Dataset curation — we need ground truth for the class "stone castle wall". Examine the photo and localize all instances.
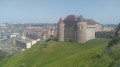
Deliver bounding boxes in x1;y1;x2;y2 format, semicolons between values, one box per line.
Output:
86;26;96;41
64;22;77;41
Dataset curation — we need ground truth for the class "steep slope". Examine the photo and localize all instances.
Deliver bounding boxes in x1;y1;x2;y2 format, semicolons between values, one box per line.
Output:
0;40;111;67
0;50;5;62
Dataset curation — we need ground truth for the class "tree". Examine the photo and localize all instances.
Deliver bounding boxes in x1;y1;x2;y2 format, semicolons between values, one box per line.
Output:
115;23;120;37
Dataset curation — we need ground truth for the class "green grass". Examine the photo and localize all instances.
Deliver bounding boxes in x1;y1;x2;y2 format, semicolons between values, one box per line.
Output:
0;40;113;67
108;43;120;67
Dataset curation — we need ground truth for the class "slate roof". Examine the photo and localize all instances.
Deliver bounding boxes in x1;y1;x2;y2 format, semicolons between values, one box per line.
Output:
77;15;85;22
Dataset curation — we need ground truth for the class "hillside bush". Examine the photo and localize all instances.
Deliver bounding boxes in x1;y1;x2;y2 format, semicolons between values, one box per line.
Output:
69;39;73;42
107;37;120;48
45;38;51;42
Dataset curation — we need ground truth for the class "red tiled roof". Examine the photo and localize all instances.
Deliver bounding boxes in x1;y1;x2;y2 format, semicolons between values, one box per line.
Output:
86;19;95;25
64;15;77;22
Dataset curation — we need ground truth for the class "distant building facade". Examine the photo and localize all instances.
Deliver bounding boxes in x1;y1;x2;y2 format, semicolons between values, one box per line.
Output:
102;26;115;31
15;33;37;49
16;39;37;49
58;15;102;43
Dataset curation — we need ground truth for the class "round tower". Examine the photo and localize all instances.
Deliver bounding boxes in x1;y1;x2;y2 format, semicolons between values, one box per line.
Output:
77;22;87;43
58;18;64;41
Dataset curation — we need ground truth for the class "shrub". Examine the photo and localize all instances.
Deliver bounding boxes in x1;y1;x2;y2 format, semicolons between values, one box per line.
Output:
107;37;120;48
69;39;73;42
53;39;58;41
45;38;51;42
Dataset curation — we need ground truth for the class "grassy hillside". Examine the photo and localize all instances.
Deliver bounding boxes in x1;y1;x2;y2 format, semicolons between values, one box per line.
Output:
0;40;113;67
0;50;5;62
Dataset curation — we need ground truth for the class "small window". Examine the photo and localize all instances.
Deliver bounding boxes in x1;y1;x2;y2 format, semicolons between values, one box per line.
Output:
80;25;83;30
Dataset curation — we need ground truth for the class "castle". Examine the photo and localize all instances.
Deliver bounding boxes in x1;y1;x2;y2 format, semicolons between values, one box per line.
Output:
58;15;101;43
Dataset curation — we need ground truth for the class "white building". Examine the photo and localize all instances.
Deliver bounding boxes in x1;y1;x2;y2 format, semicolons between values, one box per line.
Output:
16;38;37;49
86;19;101;41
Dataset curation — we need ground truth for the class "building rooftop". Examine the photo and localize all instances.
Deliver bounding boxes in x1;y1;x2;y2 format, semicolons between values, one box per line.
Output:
64;15;77;22
58;15;100;25
86;19;95;25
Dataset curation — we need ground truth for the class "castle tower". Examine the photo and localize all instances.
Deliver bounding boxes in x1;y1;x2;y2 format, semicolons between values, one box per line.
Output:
77;22;87;43
76;15;87;43
77;15;87;43
58;18;64;41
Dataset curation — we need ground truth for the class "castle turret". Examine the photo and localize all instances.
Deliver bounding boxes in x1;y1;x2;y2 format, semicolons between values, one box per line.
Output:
77;22;87;43
58;18;64;41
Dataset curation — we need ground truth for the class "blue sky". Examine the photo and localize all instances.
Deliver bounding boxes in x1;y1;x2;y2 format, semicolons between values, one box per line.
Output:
0;0;120;24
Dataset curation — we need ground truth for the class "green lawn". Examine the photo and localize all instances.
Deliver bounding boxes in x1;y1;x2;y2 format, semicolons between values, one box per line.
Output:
0;40;113;67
